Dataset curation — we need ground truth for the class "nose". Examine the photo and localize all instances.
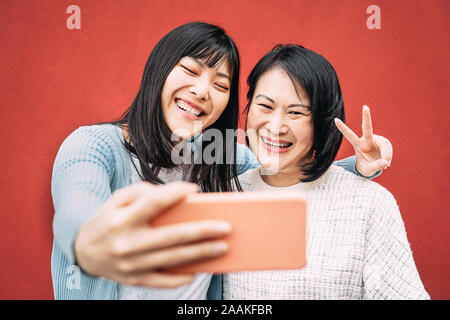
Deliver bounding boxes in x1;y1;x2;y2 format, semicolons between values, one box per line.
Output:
190;75;210;101
265;110;288;136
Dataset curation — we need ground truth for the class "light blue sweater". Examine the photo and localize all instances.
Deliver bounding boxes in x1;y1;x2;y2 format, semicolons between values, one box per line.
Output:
51;124;363;300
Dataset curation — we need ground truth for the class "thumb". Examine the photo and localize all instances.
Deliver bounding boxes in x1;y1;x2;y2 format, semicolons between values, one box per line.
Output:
373;135;393;166
126;182;199;226
358;159;388;177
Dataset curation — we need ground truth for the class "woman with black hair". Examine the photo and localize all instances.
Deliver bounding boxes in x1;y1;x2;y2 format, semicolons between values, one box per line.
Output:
51;23;392;300
223;44;429;299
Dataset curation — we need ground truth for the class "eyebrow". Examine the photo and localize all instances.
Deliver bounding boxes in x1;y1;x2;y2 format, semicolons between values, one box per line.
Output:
190;58;231;81
255;94;310;109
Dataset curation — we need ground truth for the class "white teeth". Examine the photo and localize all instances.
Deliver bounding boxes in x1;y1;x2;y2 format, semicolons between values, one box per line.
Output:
261;137;292;148
176;100;201;116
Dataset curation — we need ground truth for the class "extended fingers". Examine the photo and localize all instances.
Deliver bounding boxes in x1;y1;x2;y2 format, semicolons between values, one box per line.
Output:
362;105;374;140
111;182;199;228
108;182;149;208
334;118;359;146
112;220;232;256
115;240;228;275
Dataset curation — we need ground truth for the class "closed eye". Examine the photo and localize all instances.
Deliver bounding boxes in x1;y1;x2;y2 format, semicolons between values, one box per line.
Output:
258;104;272;110
180;64;197;75
215;83;229;91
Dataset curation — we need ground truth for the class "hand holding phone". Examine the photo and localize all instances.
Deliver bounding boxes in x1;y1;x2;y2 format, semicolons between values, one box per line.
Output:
152;191;307;273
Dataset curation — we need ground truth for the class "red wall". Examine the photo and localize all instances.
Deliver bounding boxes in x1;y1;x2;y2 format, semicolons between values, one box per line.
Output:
1;0;448;299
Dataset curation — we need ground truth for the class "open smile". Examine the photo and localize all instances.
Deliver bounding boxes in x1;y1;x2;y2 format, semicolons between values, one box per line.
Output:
175;98;206;120
260;136;293;154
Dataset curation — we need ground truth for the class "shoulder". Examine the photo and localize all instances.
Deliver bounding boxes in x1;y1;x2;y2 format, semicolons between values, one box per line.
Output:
322;166;403;231
328;165;398;208
65;124;121;147
60;124;123;153
236;167;260;191
54;124;125;173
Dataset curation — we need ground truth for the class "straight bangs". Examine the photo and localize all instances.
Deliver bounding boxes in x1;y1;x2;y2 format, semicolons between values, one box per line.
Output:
183;25;241;134
188;36;238;79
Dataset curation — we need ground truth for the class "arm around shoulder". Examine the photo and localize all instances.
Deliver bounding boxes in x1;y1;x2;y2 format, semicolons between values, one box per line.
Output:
334;156;381;180
235;143;259;175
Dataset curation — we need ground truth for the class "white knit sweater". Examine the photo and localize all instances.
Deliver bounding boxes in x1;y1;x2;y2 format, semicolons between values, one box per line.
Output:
223;165;430;300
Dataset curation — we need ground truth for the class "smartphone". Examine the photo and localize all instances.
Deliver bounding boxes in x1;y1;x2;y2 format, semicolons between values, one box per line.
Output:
151;191;307;273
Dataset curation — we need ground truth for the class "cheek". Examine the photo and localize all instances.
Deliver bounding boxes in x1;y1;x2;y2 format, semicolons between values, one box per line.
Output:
246;107;260;131
210;92;230;118
162;69;188;97
246;108;263;149
160;73;177;108
294;120;314;148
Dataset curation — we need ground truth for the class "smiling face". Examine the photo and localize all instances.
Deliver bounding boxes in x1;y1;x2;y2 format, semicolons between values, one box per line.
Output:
161;56;232;138
247;67;314;180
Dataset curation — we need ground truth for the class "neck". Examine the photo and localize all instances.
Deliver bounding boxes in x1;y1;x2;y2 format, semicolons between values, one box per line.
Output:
259;167;304;187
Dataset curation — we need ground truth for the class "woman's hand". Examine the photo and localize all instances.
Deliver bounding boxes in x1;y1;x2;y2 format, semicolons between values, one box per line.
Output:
74;181;231;288
334;105;393;177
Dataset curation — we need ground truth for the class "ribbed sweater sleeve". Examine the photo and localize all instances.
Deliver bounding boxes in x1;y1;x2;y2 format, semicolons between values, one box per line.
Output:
334;155;382;179
51;126;117;265
363;190;430;299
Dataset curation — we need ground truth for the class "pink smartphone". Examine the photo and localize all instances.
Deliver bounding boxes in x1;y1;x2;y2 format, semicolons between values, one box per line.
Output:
151;191;307;273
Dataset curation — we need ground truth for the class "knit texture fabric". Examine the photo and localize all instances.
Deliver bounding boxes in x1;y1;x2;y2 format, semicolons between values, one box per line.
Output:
223;166;430;300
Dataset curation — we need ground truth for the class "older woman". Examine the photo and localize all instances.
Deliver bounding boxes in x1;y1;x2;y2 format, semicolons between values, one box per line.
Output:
222;44;429;299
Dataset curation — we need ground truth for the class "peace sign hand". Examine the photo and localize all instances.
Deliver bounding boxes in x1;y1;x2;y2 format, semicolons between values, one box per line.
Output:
334;105;393;178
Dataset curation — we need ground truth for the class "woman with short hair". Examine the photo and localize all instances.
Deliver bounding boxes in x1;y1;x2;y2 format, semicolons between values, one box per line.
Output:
223;44;429;300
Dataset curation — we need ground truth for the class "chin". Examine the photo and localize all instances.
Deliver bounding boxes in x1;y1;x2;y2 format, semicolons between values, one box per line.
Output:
168;121;203;139
257;158;282;173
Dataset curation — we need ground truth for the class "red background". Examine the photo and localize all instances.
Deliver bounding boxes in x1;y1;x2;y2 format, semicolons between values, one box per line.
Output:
1;0;449;299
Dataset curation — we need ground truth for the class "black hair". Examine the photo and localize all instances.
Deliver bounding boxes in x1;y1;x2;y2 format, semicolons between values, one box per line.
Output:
112;22;241;192
245;44;345;182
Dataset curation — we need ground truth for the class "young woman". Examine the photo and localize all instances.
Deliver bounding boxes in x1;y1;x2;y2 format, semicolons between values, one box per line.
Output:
51;23;392;300
222;44;429;299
